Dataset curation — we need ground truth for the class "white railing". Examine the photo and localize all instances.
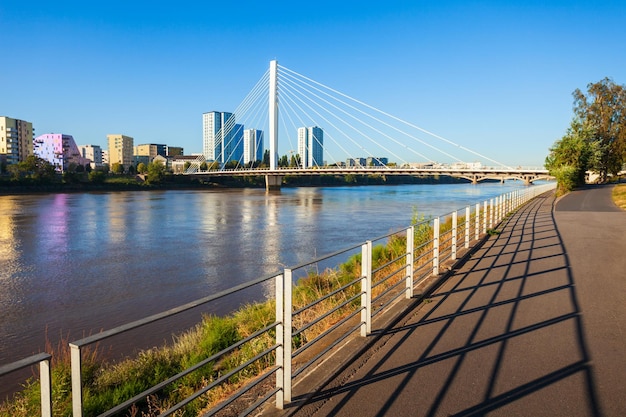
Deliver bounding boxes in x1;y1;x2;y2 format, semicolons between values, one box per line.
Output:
0;182;555;416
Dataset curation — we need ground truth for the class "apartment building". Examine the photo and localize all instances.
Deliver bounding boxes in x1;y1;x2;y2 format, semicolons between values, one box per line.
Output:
107;134;134;168
0;116;34;165
34;133;90;172
297;126;324;168
243;129;264;165
78;144;103;169
202;111;244;164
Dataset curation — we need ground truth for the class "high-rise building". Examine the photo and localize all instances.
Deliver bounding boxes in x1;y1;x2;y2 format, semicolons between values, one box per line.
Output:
0;116;34;165
224;124;244;165
243;129;264;165
203;111;232;163
34;133;90;172
297;126;324;168
107;134;134;168
78;145;103;169
202;111;245;165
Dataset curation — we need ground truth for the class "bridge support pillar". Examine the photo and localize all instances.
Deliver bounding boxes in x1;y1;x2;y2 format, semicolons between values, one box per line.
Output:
265;175;282;191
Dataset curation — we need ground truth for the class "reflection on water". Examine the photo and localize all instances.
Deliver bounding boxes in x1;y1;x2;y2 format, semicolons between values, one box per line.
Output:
0;183;526;371
0;197;19;268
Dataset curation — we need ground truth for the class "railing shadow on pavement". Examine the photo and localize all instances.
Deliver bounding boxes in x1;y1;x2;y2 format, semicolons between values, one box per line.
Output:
295;193;604;417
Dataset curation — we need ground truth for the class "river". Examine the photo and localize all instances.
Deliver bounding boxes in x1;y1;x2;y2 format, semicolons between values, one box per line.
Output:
0;183;526;383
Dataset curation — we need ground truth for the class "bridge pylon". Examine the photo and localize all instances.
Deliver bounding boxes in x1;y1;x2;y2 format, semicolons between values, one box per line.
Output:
269;60;278;171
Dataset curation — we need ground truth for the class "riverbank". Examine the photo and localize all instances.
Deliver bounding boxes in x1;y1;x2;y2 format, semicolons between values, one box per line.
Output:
0;227;424;416
0;173;471;195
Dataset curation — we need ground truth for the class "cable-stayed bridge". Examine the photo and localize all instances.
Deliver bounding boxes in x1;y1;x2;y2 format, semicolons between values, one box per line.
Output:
191;60;551;189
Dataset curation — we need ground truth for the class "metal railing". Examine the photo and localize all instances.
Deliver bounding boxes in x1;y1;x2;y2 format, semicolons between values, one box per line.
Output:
0;182;555;416
0;353;52;417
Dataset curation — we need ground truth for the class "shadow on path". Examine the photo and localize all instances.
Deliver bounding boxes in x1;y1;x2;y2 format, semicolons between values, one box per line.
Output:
297;193;603;417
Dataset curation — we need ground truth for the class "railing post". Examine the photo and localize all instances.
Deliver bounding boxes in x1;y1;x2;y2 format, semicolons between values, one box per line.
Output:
39;357;52;417
405;227;414;299
483;201;487;234
283;268;293;403
275;273;285;408
451;211;457;261
475;203;480;241
507;192;511;214
433;217;440;276
489;198;494;228
465;206;470;249
70;343;83;417
361;241;372;336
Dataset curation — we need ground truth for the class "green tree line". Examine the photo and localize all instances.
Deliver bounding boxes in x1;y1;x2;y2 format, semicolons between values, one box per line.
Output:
546;77;626;194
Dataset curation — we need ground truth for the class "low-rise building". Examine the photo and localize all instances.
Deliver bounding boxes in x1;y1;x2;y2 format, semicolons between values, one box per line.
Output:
78;144;103;169
167;146;183;157
366;157;388;167
170;154;206;173
135;143;167;162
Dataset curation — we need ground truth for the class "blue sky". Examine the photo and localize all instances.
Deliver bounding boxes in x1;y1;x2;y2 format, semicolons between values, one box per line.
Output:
2;0;625;167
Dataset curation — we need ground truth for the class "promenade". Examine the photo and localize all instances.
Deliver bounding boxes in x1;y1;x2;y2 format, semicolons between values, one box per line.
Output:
283;185;626;417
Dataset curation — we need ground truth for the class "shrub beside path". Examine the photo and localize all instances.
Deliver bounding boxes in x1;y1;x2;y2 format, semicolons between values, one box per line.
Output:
283;185;626;417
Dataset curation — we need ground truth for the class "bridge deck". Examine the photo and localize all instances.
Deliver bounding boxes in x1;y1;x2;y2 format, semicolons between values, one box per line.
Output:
187;167;552;185
279;186;626;417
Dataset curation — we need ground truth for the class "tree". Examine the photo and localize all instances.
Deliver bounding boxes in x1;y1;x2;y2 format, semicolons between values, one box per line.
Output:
572;77;626;182
289;154;301;167
224;160;241;170
200;161;208;171
262;150;270;167
88;170;106;183
137;162;147;174
278;154;288;167
183;161;192;172
545;120;598;194
8;155;57;183
111;163;124;174
146;160;166;184
127;164;135;175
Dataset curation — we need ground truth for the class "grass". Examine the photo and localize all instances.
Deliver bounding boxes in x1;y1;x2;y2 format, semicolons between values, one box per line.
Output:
0;210;482;417
612;184;626;209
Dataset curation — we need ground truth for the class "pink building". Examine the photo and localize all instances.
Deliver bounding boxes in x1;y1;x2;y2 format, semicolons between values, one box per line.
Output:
33;133;90;172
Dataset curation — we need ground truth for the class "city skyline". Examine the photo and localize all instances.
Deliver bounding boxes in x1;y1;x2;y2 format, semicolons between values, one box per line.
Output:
2;1;626;167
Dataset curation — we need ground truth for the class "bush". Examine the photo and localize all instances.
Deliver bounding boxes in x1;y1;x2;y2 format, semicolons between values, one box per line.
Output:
551;164;578;195
88;170;106;183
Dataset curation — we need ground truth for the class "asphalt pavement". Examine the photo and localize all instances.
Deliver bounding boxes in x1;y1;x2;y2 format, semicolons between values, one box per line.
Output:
283;184;626;417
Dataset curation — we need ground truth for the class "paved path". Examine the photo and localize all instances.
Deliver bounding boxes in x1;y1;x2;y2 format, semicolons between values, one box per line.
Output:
289;185;626;417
